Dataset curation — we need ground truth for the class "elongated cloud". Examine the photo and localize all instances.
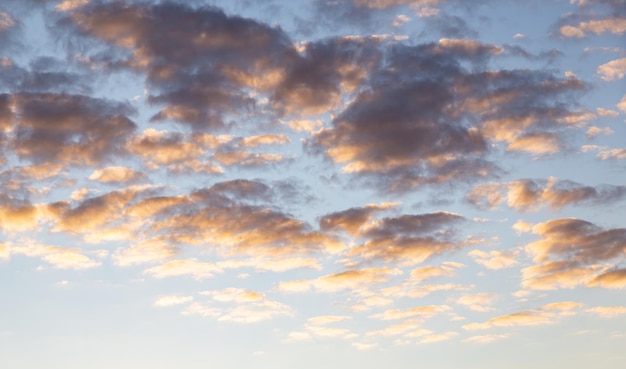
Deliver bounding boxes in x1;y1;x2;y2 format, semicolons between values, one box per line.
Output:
557;0;626;38
463;301;582;330
466;177;626;212
89;166;146;184
345;212;466;266
519;218;626;290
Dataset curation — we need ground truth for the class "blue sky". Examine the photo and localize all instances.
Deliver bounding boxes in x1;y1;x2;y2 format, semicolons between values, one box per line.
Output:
1;0;626;368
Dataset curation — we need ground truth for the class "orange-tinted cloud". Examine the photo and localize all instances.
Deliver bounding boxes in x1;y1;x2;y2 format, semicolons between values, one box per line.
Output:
466;178;626;212
345;212;466;266
89;166;146;184
519;218;626;290
468;249;519;270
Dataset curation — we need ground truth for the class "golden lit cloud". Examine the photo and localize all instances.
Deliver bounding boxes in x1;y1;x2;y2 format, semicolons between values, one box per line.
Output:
154;295;194;307
144;259;222;279
89;166;146;184
586;306;626;318
468;249;519;270
369;305;450;321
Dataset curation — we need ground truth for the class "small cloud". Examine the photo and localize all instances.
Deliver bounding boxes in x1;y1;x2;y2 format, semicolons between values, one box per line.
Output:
586;306;626;318
468;249;519;270
392;14;411;27
89;166;146;184
352;342;378;350
463;334;509;343
598;58;626;81
154;295;194;307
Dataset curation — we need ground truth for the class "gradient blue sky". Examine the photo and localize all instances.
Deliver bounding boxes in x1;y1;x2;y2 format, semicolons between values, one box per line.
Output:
1;0;626;368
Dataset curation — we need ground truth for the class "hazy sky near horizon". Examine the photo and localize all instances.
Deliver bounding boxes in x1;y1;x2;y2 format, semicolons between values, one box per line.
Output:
1;0;626;368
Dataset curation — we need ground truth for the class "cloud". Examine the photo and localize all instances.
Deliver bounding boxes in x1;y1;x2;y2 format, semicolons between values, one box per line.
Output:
560;18;626;38
368;262;467;300
154;295;194;307
365;319;423;337
587;269;626;288
313;267;403;293
201;288;266;303
271;36;382;116
52;186;149;236
464;182;505;210
0;242;9;261
557;1;626;38
148;191;344;258
307;42;495;191
418;331;458;344
520;218;626;290
409;263;464;281
586;125;614;138
468;249;519;270
586;306;626;318
463;301;583;331
125;128;228;174
452;293;497;312
180;287;293;323
370;305;450;320
582;144;626;160
597;58;626;81
217;299;293;324
89;166;146;184
8;93;136;166
308;40;585;191
126;128;290;172
113;238;178;267
0;57;90;95
144;259;222;279
463;311;552;330
462;334;509;343
618;95;626;112
352;342;378;350
41;251;102;270
344;212;467;266
7;240;103;270
319;202;399;236
288;314;355;340
62;2;296;130
466;178;626;212
0;199;42;232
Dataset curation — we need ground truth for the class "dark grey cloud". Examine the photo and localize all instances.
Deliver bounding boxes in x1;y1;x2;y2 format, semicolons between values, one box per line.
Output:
61;1;297;130
308;39;586;192
0;57;90;94
271;36;382;116
204;177;314;206
10;93;136;165
53;2;588;194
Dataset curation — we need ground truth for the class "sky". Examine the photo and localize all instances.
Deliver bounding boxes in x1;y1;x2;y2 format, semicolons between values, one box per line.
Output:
1;0;626;368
